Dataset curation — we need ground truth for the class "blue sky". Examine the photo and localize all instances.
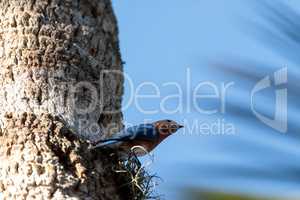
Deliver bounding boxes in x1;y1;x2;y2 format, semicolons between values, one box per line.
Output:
112;1;300;199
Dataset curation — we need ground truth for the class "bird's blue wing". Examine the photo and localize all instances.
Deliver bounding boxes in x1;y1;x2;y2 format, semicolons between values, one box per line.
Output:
92;124;158;148
103;123;158;142
123;123;158;141
91;140;119;149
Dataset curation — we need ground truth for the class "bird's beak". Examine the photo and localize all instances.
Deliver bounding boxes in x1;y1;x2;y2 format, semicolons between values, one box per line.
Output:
178;125;184;129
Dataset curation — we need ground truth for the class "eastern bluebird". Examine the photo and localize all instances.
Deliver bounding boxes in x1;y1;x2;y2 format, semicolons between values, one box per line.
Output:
92;120;183;157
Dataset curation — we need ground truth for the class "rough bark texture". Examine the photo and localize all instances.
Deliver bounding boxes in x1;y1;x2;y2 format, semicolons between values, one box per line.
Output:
0;0;123;138
0;0;128;199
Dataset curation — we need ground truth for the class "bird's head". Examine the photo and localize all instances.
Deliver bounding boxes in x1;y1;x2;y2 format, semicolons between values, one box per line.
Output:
154;119;184;136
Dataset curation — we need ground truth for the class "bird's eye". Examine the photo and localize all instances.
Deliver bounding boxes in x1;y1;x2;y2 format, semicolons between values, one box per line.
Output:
170;125;177;133
171;125;177;129
166;120;172;122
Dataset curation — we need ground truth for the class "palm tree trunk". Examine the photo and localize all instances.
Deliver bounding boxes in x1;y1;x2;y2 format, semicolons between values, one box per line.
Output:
0;0;128;199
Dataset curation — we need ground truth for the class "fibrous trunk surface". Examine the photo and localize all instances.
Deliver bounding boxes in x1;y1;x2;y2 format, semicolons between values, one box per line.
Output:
0;0;127;199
